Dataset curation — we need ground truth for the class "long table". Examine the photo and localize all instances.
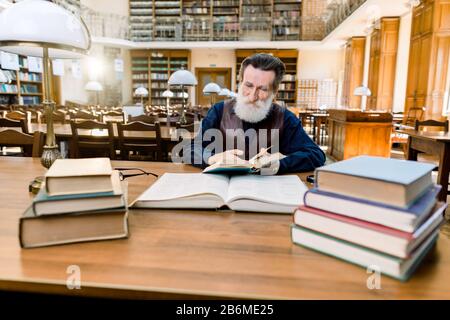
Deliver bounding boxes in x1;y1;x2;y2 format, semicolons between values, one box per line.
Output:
1;158;450;299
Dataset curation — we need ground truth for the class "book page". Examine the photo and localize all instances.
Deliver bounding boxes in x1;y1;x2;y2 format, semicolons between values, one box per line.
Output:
135;173;230;202
226;175;307;206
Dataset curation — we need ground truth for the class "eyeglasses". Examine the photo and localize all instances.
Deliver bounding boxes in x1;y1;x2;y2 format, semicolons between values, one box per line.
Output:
114;167;159;180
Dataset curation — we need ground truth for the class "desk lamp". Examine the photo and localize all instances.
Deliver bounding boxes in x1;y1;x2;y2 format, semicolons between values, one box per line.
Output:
202;82;221;107
134;86;148;106
219;88;231;98
0;0;90;188
168;68;197;124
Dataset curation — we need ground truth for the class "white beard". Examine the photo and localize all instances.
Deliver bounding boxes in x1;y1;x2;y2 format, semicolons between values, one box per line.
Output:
234;87;274;123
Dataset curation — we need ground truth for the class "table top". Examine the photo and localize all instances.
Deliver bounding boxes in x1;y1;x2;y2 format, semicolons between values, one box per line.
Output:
1;157;450;299
398;129;450;142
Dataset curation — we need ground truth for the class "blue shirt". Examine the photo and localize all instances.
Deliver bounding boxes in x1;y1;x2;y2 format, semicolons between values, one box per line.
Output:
185;101;326;174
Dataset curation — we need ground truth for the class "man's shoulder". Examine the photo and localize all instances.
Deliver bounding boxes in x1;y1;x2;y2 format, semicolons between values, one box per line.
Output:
277;105;300;126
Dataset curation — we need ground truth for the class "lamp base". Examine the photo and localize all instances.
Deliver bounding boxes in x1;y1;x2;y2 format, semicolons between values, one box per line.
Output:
29;145;61;194
41;145;61;169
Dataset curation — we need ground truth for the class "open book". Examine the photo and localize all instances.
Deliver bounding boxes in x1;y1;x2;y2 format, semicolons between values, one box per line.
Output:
131;173;307;214
203;152;286;174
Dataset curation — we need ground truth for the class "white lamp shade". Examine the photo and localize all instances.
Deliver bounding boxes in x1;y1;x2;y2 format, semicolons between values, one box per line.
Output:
162;89;174;98
0;70;8;83
0;0;91;59
218;88;230;96
168;69;197;86
354;86;371;96
228;91;237;98
84;81;103;92
134;87;148;97
203;82;221;95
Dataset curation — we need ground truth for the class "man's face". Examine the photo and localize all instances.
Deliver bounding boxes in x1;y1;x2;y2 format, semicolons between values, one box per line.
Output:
240;65;276;104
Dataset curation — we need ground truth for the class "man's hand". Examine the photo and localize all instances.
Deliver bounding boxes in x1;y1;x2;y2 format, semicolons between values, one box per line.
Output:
207;149;246;165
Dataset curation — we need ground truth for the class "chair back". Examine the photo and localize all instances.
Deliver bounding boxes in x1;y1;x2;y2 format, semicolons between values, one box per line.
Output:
70;110;100;122
405;107;425;127
128;114;158;124
0;117;28;133
0;130;44;157
101;111;124;123
117;121;162;161
415;119;449;132
40;110;67;124
70;120;115;159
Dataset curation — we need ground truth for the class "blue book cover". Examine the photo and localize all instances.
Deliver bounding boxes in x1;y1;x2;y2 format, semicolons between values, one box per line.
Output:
315;156;436;186
304;184;441;218
34;188;117;203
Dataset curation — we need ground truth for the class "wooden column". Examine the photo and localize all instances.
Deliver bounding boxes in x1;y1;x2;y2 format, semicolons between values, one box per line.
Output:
367;17;400;112
341;37;366;109
405;0;450;121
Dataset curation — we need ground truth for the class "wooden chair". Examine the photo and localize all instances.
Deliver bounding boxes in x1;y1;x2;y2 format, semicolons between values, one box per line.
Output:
117;121;162;161
404;107;425;127
128;114;158;124
70;110;100;122
0;130;44;157
38;110;67;124
0;117;28;133
414;119;450;194
414;119;449;132
101;111;124;123
70;120;115;159
5;110;30;122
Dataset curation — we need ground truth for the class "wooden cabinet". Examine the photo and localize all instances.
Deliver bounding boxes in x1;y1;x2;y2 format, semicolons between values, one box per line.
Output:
341;37;366;109
327;109;393;161
405;0;450;121
367;17;400;112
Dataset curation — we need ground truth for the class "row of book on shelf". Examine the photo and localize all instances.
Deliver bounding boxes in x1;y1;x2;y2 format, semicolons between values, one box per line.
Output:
19;155;447;282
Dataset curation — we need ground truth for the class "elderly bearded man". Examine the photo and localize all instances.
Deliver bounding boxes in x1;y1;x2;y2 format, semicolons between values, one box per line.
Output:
185;53;325;174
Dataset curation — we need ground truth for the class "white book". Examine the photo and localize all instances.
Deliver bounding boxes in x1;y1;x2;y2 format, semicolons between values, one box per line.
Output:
131;173;307;214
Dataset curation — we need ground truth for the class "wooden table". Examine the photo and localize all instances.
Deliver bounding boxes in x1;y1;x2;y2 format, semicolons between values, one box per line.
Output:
399;129;450;202
1;157;450;299
311;113;328;145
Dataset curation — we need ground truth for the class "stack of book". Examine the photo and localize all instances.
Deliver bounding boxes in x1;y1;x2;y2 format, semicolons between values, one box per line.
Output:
291;156;447;281
20;158;129;249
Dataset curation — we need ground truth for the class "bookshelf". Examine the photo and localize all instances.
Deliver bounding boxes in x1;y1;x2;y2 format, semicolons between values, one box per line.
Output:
0;55;43;106
131;50;190;106
127;0;312;42
272;0;302;40
235;49;298;107
183;0;212;41
154;0;182;41
212;0;240;41
239;0;273;41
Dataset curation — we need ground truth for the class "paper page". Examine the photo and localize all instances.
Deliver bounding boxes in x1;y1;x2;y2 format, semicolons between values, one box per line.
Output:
135;173;230;202
226;175;307;206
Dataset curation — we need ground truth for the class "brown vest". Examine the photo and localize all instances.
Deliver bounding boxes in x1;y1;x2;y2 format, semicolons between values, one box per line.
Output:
219;99;284;160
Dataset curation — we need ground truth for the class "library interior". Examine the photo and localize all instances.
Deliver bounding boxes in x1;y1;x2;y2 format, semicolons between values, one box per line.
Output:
0;0;450;302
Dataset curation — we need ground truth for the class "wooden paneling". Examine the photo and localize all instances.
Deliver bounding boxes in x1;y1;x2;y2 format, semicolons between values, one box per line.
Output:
405;0;450;121
367;17;400;112
341;37;366;109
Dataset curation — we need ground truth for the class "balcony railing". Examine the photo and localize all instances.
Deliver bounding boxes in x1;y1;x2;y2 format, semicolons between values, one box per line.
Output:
323;0;368;36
